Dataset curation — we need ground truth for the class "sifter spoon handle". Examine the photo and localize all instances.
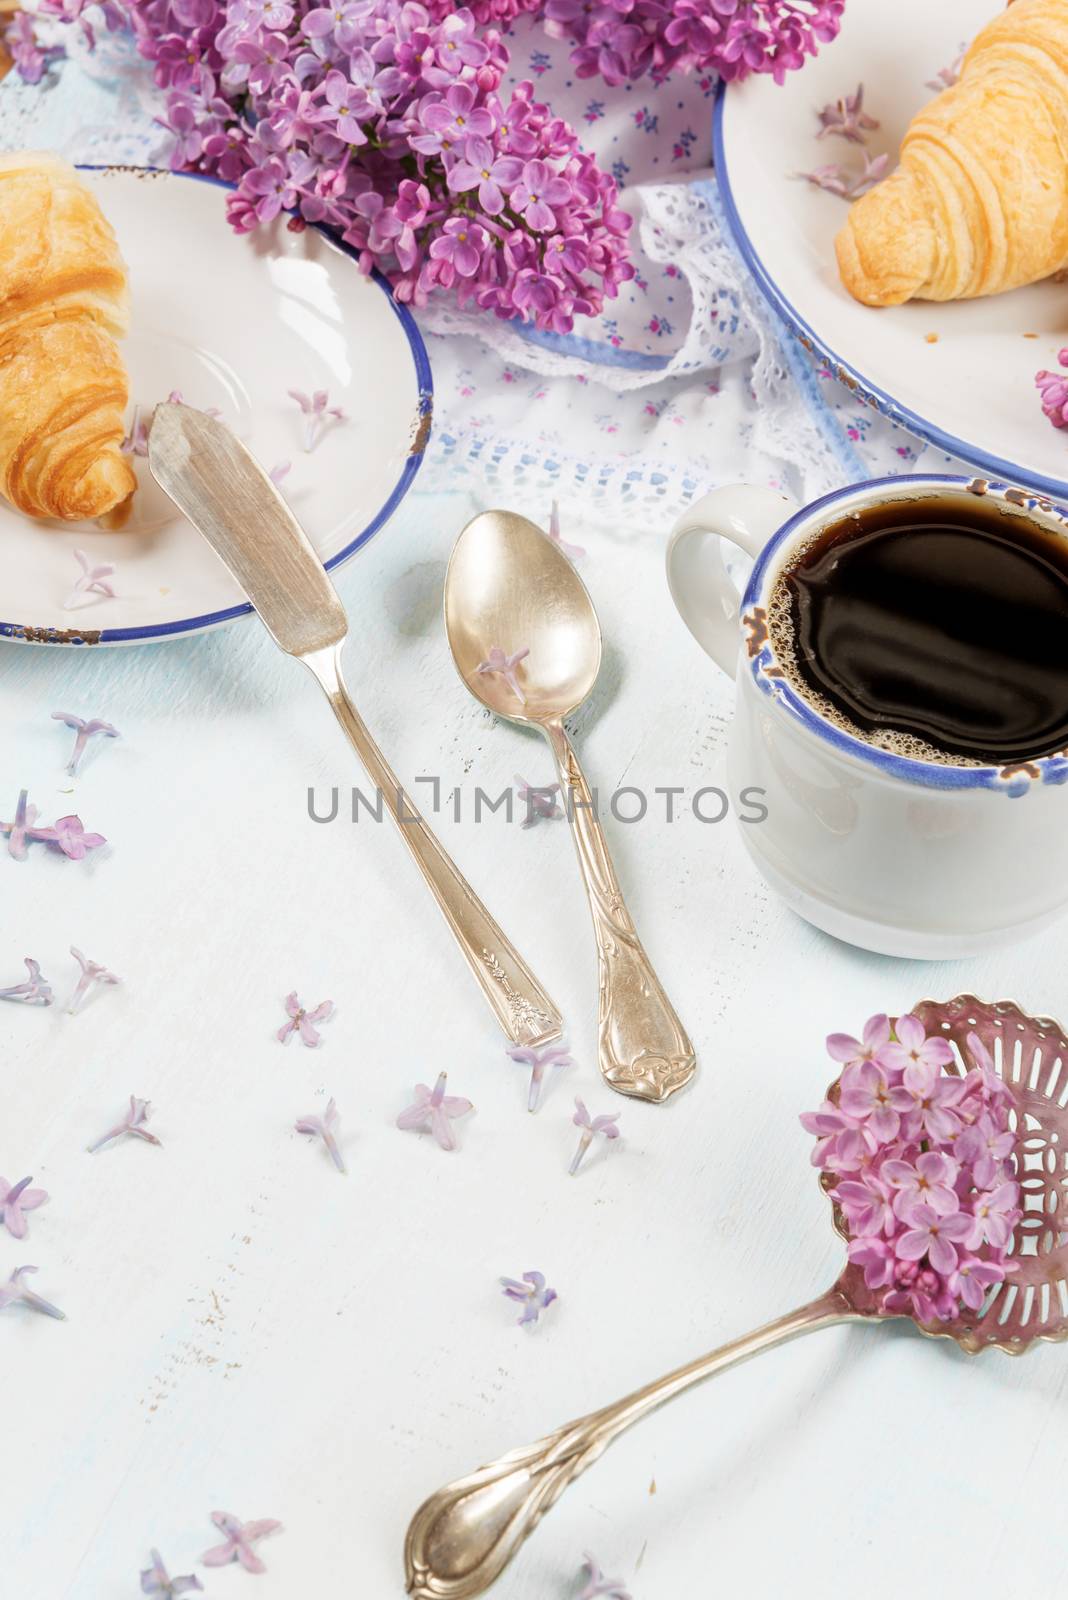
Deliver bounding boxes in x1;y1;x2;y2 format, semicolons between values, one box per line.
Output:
404;1286;857;1599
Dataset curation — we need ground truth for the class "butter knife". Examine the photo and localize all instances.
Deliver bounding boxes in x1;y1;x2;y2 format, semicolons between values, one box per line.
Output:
149;402;562;1047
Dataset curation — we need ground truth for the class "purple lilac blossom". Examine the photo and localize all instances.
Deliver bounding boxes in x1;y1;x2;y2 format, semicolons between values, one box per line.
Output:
801;1018;1022;1325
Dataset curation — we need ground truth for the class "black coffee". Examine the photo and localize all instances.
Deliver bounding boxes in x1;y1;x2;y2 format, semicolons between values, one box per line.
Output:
770;494;1068;765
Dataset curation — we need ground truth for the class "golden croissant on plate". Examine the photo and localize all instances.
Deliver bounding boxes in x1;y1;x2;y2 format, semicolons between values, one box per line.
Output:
836;0;1068;306
0;151;136;520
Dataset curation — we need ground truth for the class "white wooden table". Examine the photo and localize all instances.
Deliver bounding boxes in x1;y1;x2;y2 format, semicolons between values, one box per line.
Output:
3;486;1067;1599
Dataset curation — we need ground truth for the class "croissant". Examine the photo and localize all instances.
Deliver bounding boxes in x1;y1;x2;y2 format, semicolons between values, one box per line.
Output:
0;151;136;521
836;0;1068;306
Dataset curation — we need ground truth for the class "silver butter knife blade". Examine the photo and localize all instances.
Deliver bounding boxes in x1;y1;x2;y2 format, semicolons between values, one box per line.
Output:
148;401;346;657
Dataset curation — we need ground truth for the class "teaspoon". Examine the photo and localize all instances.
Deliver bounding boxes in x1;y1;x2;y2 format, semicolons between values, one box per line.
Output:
444;509;695;1104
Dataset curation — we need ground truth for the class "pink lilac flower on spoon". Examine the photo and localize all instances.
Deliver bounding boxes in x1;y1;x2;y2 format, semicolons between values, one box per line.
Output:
570;1099;621;1175
506;1041;574;1112
475;646;529;705
500;1270;557;1328
67;947;120;1015
0;1176;48;1240
0;1264;65;1320
0;957;53;1005
51;712;120;777
140;1549;203;1596
87;1096;161;1154
277;991;334;1046
397;1072;473;1151
202;1511;282;1574
295;1097;346;1173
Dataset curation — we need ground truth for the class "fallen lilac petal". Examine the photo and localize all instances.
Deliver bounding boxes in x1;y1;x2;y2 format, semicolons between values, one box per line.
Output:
67;947;120;1015
202;1511;282;1574
506;1041;574;1112
397;1071;473;1151
51;712;121;776
475;645;530;705
63;548;117;611
269;461;292;485
547;498;586;560
500;1269;557;1328
87;1095;160;1154
0;1176;49;1240
570;1097;622;1175
0;1264;65;1320
277;990;334;1047
140;1549;203;1597
0;957;53;1005
295;1097;347;1173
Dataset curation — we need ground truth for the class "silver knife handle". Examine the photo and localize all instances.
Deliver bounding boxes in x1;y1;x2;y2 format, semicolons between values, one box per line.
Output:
304;645;563;1047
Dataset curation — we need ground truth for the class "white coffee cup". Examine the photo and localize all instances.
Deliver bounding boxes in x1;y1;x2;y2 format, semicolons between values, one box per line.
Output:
666;475;1068;959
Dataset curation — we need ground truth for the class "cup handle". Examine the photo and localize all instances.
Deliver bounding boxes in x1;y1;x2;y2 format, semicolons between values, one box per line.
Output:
666;485;797;675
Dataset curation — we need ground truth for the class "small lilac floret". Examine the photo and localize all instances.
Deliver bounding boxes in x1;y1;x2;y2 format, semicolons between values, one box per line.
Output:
64;548;117;611
0;1176;49;1240
570;1097;621;1174
202;1510;283;1574
0;957;53;1005
506;1041;574;1111
475;645;529;705
87;1095;161;1154
500;1269;557;1327
546;498;586;560
579;1552;632;1600
396;1071;473;1151
67;947;120;1015
295;1097;347;1173
288;389;347;452
51;712;121;776
0;1264;65;1320
815;82;878;143
140;1549;203;1596
515;773;562;827
277;991;334;1046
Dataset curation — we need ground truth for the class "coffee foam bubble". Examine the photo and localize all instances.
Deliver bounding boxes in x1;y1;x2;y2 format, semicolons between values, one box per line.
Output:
766;554;988;770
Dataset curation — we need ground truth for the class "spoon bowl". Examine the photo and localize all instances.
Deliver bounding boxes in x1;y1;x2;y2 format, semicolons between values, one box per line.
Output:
444;508;601;723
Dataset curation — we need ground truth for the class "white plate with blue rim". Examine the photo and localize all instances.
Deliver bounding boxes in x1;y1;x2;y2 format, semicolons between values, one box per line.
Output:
1;165;432;647
713;0;1068;500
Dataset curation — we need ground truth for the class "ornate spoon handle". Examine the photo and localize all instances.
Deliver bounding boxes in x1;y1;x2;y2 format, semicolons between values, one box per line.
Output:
304;644;563;1047
543;718;695;1101
404;1288;856;1598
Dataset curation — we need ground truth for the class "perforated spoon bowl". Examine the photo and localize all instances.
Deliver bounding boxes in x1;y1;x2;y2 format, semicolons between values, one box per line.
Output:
404;995;1068;1598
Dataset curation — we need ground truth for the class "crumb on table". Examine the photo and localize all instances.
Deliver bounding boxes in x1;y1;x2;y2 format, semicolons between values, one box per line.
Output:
924;333;939;344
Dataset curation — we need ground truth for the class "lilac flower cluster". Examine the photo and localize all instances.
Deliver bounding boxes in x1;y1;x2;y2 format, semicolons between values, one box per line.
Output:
1036;348;1068;430
30;0;633;331
802;1014;1021;1325
536;0;844;89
